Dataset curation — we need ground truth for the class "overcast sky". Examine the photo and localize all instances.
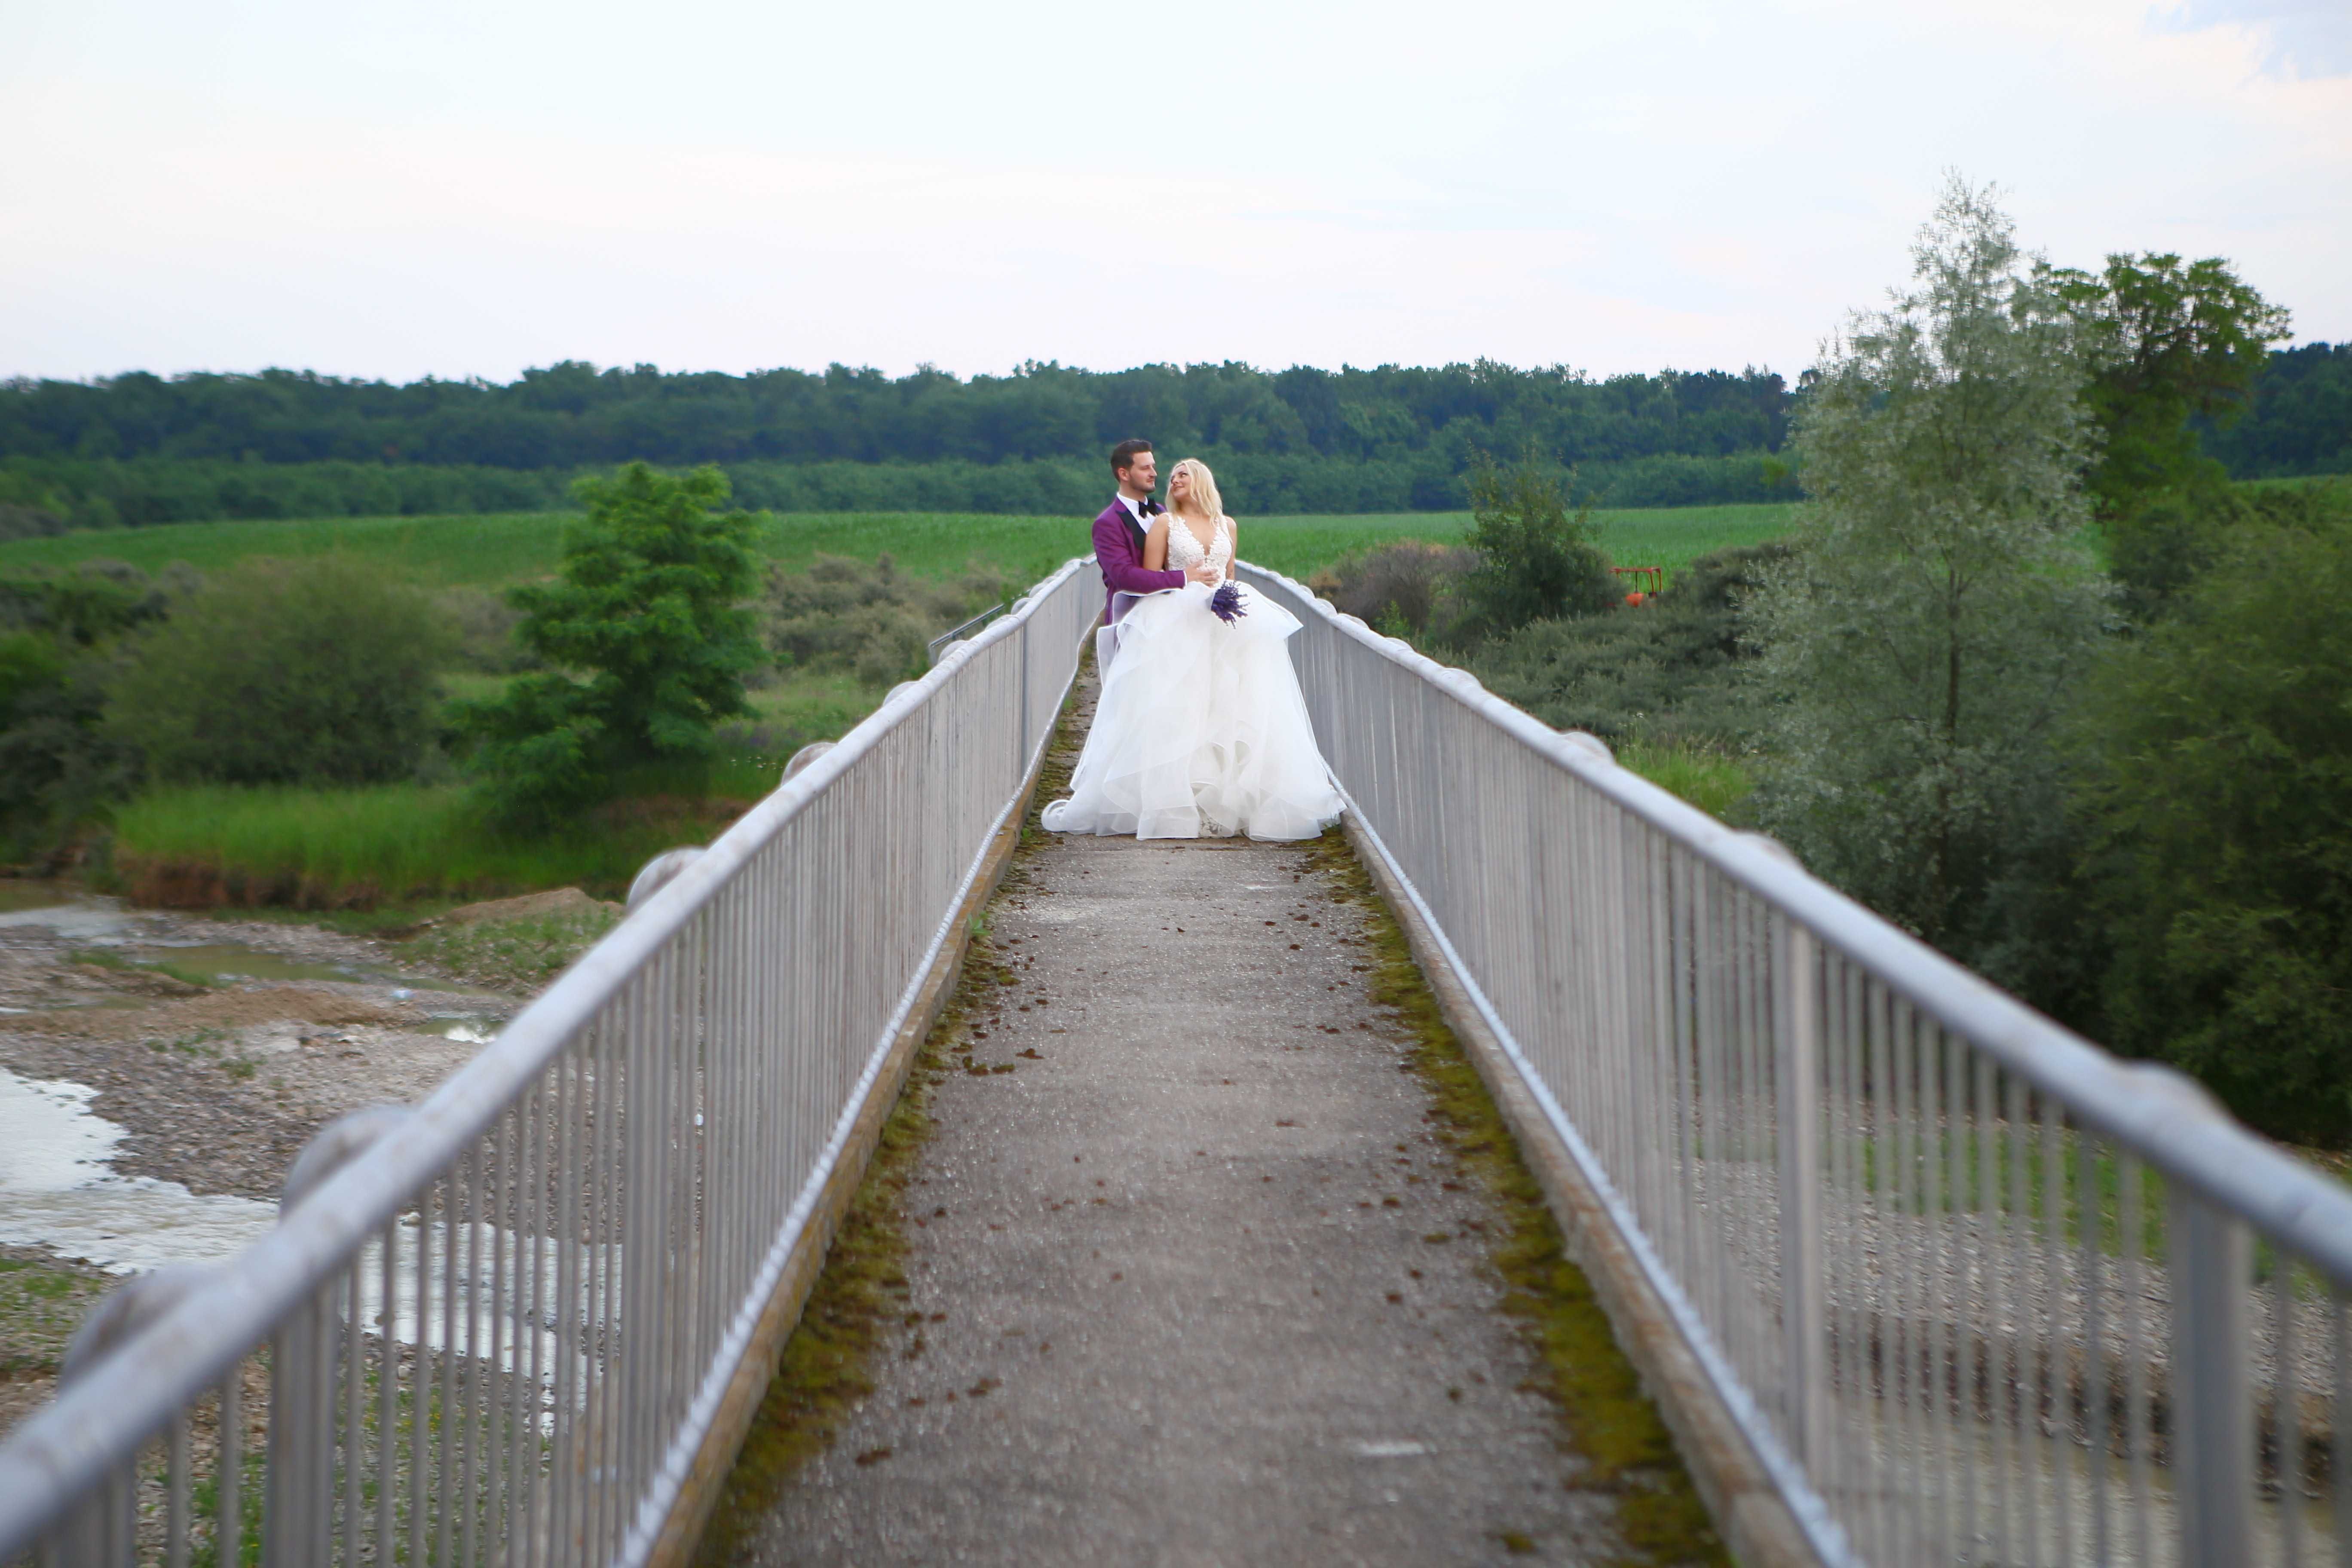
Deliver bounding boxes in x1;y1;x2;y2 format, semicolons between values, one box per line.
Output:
3;0;2346;386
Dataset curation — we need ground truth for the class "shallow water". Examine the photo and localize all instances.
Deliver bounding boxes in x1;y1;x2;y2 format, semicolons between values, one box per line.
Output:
0;1066;279;1274
0;895;137;942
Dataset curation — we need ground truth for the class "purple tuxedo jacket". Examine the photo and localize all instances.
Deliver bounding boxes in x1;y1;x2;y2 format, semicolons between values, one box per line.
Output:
1093;499;1185;623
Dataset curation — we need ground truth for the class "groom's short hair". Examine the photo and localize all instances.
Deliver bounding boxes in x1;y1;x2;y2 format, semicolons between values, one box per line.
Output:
1109;438;1153;478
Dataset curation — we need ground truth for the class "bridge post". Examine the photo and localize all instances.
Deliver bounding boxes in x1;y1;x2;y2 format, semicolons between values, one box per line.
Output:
1773;913;1828;1476
2171;1192;2252;1565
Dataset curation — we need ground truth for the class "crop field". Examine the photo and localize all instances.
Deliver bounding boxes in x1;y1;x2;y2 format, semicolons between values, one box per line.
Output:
0;502;1802;594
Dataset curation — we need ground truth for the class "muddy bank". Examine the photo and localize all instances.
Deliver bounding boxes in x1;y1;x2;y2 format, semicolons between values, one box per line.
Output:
0;884;576;1437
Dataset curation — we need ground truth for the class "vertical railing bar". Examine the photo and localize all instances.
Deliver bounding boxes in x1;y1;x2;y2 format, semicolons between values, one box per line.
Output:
2334;1293;2351;1568
2082;1132;2112;1568
2173;1185;2253;1567
342;1250;364;1567
550;1027;585;1568
2043;1089;2072;1568
435;1165;460;1568
1948;1030;1977;1568
1865;980;1896;1565
2283;1256;2306;1568
459;1138;485;1568
486;1103;510;1557
1891;1001;1910;1561
218;1367;241;1568
408;1178;431;1568
166;1408;190;1568
2005;1070;2039;1567
2122;1150;2153;1568
1778;905;1827;1500
1979;1052;2012;1568
1911;1008;1943;1565
374;1214;396;1563
1830;959;1863;1537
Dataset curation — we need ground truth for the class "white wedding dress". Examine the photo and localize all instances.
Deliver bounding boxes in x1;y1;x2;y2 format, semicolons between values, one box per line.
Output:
1042;516;1344;841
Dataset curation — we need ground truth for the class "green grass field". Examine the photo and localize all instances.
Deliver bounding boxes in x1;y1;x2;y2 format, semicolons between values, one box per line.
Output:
0;502;1801;594
22;500;1802;908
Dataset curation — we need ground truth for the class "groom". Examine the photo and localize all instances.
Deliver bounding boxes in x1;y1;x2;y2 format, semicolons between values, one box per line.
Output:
1095;438;1218;626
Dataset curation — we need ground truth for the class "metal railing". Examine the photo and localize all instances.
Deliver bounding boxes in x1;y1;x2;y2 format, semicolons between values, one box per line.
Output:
927;603;1005;666
1243;560;2352;1568
0;557;1103;1567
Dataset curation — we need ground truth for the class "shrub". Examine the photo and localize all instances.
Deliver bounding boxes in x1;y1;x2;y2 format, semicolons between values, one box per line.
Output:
439;585;541;674
2108;476;2350;623
1469;542;1788;753
0;502;67;542
765;554;1006;688
108;555;450;787
1450;450;1617;642
1305;541;1477;637
2070;490;2352;1144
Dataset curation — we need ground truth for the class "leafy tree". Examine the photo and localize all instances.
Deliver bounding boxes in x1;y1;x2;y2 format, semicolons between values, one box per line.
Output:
108;555;450;786
1746;178;2111;985
460;462;761;826
1449;450;1617;641
2069;484;2352;1144
2042;252;2291;521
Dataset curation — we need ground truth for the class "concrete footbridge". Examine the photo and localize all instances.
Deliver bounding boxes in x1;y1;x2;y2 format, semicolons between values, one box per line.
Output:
6;557;2352;1568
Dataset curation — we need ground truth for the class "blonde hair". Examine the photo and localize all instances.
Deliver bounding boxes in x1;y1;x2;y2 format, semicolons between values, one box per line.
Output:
1168;458;1224;524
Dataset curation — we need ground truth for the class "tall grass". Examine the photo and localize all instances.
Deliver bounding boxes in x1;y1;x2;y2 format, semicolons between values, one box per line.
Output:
1616;741;1754;821
109;780;768;906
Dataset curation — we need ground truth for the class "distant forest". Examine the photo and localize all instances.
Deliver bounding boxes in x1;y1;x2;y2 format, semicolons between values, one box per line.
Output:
0;347;2343;527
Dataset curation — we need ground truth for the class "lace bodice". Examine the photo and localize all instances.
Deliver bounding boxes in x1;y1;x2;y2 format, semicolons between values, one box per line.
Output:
1166;514;1232;580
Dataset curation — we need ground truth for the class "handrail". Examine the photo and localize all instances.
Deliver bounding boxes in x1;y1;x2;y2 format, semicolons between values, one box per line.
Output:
0;555;1103;1565
1241;558;2352;1567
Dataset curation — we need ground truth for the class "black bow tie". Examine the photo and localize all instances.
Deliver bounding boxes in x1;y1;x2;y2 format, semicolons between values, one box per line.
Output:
1137;499;1160;516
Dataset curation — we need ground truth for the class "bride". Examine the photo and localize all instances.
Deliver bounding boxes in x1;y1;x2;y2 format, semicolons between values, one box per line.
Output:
1042;458;1344;841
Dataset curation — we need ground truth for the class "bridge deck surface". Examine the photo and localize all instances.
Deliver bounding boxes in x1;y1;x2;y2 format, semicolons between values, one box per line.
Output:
736;689;1620;1566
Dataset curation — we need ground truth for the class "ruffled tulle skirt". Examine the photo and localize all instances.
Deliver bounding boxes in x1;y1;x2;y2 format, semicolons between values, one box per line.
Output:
1041;582;1344;841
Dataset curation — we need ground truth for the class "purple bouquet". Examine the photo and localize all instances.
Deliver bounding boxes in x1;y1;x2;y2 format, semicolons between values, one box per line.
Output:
1209;582;1247;625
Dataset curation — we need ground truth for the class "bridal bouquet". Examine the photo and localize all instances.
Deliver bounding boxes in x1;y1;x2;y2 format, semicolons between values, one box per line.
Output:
1209;582;1247;625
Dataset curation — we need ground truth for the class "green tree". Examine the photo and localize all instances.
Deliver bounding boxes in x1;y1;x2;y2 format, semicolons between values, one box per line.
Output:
2042;252;2291;522
1747;178;2110;983
108;555;449;786
461;462;761;826
2070;484;2352;1144
1450;449;1617;641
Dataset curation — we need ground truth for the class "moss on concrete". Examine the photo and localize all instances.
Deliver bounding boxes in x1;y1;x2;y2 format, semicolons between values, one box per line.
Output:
690;673;1081;1565
1300;827;1728;1568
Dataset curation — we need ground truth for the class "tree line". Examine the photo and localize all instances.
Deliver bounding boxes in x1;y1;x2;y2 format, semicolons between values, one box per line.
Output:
0;360;1790;470
0;360;1795;523
1;348;2337;527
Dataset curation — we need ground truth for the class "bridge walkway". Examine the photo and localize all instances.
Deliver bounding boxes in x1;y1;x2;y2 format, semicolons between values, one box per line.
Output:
720;674;1681;1566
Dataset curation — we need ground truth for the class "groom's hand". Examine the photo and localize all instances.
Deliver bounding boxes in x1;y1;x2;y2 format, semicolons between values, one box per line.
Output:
1185;564;1220;585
